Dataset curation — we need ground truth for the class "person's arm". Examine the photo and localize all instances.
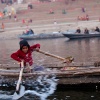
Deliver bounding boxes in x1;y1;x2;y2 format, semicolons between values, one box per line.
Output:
11;50;22;62
30;44;40;51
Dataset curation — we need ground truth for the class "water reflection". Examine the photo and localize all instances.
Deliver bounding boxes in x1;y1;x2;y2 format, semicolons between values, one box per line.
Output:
48;90;100;100
0;38;100;65
66;38;100;62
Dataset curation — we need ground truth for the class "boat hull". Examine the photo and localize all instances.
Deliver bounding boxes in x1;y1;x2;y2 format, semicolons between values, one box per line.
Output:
18;32;64;40
62;32;100;39
0;65;100;86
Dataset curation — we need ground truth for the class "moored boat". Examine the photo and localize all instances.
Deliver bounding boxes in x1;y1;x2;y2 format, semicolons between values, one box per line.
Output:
0;62;100;87
18;32;64;40
62;30;100;39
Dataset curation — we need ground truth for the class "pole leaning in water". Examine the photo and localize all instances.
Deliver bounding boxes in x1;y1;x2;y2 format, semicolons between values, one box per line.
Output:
16;61;24;93
37;50;74;63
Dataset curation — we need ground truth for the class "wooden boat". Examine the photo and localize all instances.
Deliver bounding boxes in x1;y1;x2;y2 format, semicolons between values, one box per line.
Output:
0;62;100;88
18;32;64;40
62;30;100;39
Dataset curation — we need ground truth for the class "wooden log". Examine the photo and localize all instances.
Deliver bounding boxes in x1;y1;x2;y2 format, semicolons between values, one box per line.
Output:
0;69;20;73
0;64;19;70
0;61;99;70
0;67;100;78
1;71;100;85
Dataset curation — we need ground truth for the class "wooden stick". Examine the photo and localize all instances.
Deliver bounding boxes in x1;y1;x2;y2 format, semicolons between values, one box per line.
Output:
37;50;74;64
37;50;65;60
37;50;74;63
37;50;100;67
16;61;24;92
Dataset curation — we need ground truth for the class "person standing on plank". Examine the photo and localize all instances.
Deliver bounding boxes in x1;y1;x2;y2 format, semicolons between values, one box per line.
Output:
11;39;44;72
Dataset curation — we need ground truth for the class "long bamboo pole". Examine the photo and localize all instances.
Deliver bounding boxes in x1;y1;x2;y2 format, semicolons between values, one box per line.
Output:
16;61;24;92
37;50;74;63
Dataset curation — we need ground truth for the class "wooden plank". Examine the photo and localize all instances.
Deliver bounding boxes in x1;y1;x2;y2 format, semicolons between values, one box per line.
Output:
0;61;99;70
0;68;100;78
0;69;20;73
0;66;98;73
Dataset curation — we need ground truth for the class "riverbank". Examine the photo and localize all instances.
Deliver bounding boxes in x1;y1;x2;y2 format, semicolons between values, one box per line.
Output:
0;20;100;40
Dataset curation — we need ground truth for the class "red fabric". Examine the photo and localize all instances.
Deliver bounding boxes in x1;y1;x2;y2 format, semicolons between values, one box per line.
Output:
11;44;40;66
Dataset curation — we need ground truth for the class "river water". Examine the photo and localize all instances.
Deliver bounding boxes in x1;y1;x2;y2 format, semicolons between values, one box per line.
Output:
0;37;100;100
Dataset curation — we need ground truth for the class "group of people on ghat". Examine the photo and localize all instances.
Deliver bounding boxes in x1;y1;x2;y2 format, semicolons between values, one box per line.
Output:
77;14;89;21
76;26;100;34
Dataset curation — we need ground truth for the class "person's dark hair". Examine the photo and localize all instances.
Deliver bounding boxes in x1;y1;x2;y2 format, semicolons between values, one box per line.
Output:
19;39;30;50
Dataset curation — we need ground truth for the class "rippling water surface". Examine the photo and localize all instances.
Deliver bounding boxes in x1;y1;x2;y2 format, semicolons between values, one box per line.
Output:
0;37;100;99
0;38;100;64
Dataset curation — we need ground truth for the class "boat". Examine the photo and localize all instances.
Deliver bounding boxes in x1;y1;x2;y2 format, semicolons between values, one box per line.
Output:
18;32;64;40
62;30;100;39
0;61;100;88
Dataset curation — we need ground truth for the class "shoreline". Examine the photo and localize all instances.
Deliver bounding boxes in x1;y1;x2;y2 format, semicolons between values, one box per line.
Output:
0;20;100;40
